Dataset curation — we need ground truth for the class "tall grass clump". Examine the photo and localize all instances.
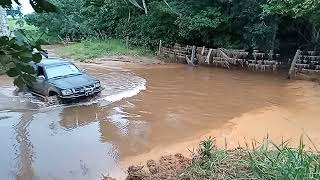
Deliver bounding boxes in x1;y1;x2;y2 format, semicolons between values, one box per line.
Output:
184;137;252;179
248;139;320;180
55;39;154;61
183;137;320;180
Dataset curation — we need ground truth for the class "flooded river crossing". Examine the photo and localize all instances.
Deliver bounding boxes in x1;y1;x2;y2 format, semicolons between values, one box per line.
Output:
0;61;320;180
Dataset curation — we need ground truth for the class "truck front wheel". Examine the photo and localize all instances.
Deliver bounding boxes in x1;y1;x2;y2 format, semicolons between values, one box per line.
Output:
47;95;61;105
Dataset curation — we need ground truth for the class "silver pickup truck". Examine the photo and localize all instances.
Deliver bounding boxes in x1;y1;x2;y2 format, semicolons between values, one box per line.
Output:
29;58;103;104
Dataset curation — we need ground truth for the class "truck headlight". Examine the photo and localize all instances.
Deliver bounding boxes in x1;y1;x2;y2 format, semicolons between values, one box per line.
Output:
95;82;101;88
61;89;73;96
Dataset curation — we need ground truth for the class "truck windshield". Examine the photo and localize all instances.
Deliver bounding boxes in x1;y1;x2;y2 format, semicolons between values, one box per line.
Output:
45;64;81;79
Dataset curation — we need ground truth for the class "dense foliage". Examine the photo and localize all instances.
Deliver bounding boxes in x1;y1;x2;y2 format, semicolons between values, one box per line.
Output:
0;36;43;86
264;0;320;51
25;0;320;52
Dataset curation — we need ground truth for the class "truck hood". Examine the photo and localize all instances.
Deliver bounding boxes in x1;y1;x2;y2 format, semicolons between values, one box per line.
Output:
48;74;97;89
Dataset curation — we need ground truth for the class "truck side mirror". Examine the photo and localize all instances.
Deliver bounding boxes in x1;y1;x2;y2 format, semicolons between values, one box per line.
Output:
38;75;45;81
82;69;88;73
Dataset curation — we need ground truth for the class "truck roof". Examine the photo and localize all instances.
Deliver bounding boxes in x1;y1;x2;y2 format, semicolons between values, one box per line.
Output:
37;58;72;67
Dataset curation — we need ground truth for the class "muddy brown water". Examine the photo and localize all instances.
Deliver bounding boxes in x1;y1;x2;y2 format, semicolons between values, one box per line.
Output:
1;62;320;180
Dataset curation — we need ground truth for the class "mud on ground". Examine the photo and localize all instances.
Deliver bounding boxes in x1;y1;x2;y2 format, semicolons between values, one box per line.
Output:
123;148;253;180
125;153;191;180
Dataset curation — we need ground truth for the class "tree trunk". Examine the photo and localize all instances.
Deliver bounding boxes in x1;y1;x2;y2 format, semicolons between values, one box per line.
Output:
271;20;278;51
0;6;9;36
141;0;148;15
312;25;320;51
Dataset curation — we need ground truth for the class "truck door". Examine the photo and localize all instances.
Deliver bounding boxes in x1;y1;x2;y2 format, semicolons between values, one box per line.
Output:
32;66;46;96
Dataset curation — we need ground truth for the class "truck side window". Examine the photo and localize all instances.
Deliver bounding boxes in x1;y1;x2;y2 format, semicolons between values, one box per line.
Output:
37;66;45;76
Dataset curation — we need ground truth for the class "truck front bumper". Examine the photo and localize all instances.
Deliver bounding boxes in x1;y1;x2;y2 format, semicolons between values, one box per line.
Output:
59;87;103;99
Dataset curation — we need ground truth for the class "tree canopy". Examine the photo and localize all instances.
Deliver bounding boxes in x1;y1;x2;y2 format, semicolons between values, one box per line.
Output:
264;0;320;50
24;0;320;52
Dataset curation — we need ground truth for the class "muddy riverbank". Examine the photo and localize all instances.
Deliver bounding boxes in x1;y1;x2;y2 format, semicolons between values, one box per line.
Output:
0;51;320;179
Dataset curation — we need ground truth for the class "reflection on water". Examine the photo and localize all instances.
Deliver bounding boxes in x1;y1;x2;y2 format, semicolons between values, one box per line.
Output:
29;108;121;180
14;112;36;180
0;64;320;180
0;68;146;179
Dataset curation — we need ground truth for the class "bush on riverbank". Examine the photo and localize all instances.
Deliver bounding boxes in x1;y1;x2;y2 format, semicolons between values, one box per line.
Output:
55;39;154;61
126;137;320;180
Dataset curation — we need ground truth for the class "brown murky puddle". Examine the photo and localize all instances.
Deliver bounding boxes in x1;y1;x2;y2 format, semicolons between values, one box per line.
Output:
0;63;320;180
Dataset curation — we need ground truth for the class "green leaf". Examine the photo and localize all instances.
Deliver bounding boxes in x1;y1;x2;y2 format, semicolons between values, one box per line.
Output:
17;51;33;59
6;68;20;77
0;0;13;7
0;36;9;45
14;31;28;46
21;73;36;85
8;38;18;46
10;43;25;51
16;63;36;74
32;53;43;63
30;0;58;13
19;57;33;63
0;55;11;65
13;0;21;6
13;76;25;88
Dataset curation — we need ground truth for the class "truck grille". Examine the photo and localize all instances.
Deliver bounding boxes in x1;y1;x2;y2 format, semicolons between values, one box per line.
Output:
73;84;97;95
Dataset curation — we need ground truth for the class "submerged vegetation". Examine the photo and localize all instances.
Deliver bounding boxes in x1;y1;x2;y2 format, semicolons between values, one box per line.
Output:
127;137;320;180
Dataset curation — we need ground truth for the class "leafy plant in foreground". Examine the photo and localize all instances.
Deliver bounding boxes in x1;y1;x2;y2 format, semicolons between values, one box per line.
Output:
185;137;229;179
0;0;57;87
0;36;44;87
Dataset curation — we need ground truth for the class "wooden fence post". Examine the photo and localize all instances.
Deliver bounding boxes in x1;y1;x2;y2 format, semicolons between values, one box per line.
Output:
185;45;196;66
206;48;213;64
218;48;230;69
288;49;301;79
201;46;205;55
173;44;177;61
269;50;273;60
191;45;196;64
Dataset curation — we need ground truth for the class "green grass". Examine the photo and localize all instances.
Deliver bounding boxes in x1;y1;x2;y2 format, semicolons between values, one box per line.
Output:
183;137;320;180
55;39;154;61
7;18;37;31
248;139;320;180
